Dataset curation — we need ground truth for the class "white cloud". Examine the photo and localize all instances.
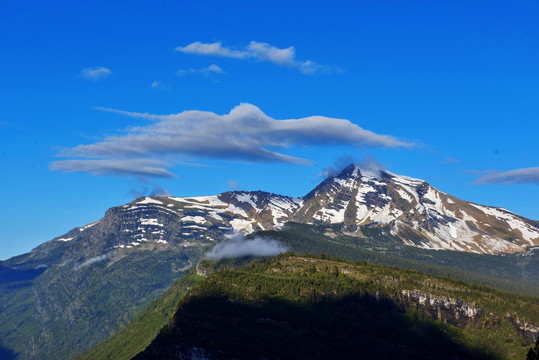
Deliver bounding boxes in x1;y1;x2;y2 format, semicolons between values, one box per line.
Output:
74;254;108;270
151;80;172;91
475;167;539;185
206;64;223;73
177;64;223;77
51;103;413;178
50;158;175;178
205;236;288;260
176;41;336;75
177;42;246;58
79;67;112;80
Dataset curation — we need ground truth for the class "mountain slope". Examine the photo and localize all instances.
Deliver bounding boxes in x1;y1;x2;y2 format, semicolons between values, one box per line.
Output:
294;165;539;254
77;269;204;360
133;254;539;360
2;164;539;359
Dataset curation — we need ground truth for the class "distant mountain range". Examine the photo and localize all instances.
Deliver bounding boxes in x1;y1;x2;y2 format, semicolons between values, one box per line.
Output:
1;164;538;359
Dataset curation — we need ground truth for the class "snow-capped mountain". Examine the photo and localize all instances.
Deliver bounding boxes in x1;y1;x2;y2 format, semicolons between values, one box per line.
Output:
3;164;539;360
294;164;539;254
51;164;538;256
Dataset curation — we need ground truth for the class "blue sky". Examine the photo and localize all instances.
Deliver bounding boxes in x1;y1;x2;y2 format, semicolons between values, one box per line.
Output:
1;0;538;259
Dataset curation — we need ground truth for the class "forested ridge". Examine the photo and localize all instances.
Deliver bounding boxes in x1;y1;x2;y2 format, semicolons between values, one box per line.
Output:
130;253;539;359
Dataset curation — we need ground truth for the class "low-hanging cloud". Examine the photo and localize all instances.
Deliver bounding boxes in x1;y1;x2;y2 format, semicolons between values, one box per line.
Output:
73;254;108;271
50;103;413;178
205;236;288;260
474;167;539;185
176;41;335;75
320;155;386;178
126;178;170;198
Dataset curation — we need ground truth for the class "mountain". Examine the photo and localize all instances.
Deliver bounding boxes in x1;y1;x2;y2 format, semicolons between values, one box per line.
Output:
1;164;539;359
294;165;539;254
24;164;539;260
66;163;536;256
79;163;538;256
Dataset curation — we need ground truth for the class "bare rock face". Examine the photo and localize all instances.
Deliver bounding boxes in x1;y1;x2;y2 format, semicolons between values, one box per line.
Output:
401;289;539;345
509;317;539;344
401;289;482;328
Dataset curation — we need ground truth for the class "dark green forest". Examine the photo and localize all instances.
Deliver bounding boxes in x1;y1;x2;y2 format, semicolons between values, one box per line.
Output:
134;254;539;360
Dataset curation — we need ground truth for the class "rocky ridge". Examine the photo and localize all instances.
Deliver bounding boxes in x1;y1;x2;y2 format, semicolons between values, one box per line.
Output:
46;164;538;257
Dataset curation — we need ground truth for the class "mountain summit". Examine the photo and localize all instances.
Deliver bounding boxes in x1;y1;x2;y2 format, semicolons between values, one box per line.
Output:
43;163;538;256
294;164;539;254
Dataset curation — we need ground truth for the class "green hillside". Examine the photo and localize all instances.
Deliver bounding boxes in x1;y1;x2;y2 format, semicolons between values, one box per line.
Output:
133;254;539;360
0;247;203;360
77;269;204;360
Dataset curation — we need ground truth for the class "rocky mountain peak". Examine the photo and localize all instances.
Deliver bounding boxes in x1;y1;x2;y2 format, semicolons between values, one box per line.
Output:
32;164;539;260
294;164;539;254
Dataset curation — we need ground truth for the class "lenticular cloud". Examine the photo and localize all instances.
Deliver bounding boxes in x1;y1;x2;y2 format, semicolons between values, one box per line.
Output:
51;103;413;178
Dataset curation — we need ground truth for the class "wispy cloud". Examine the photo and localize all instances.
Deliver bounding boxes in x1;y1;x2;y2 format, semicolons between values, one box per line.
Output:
442;156;459;164
126;179;170;198
176;41;337;75
320;155;385;178
474;167;539;185
79;67;112;81
50;158;175;178
176;64;224;77
151;80;171;91
74;254;107;271
228;179;240;190
51;103;413;178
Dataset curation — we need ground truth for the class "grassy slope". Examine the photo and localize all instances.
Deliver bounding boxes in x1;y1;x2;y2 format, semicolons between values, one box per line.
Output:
77;269;204;360
136;254;539;360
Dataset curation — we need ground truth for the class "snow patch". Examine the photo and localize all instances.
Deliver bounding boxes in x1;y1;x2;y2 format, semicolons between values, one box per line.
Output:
236;193;257;208
396;189;413;203
181;216;206;224
139;218;163;226
229;218;255;233
137;197;163;205
56;237;73;242
79;221;98;231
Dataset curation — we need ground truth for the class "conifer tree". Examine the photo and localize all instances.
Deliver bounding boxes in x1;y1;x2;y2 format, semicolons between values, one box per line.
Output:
527;336;539;360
